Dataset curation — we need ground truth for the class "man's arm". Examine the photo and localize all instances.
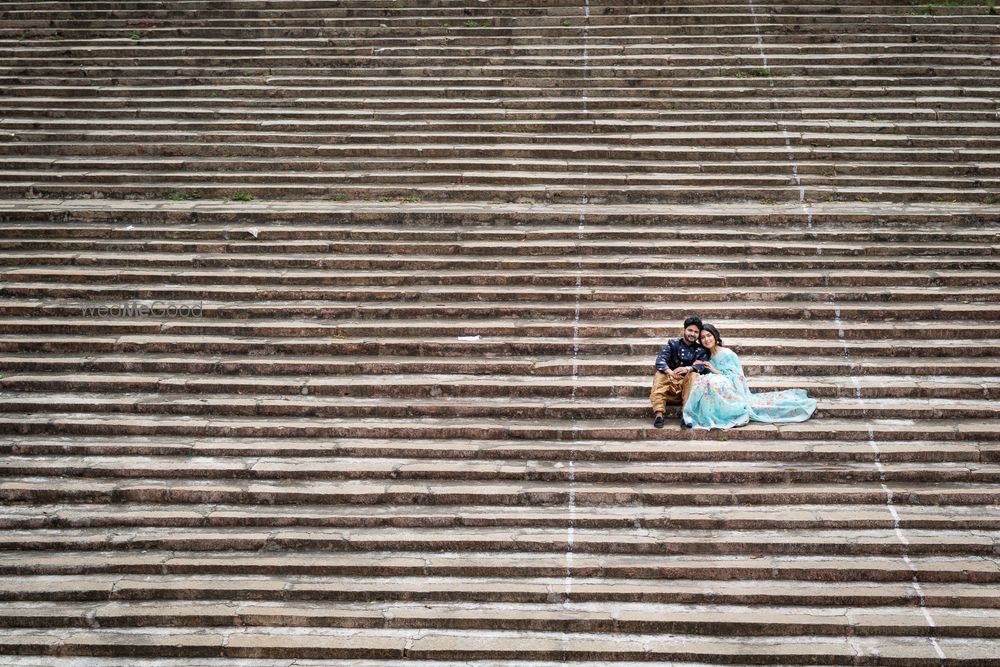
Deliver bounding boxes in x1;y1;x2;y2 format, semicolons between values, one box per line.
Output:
655;340;687;379
654;343;672;372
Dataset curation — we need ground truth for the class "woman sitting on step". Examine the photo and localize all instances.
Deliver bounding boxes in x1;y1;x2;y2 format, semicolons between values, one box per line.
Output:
682;323;817;430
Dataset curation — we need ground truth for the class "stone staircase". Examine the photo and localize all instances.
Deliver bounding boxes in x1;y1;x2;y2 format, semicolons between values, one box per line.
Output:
0;0;999;664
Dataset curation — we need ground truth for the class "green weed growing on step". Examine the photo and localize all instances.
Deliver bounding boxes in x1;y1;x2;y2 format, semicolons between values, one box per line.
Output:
464;19;481;27
985;195;998;205
230;191;254;201
561;19;572;26
399;195;422;203
167;191;201;201
130;31;142;41
736;68;770;78
822;169;836;177
377;196;394;202
990;0;997;15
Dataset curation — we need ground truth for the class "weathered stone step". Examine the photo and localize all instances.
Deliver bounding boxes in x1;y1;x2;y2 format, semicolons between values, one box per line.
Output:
0;39;994;56
5;174;999;200
5;157;1000;181
3;549;996;583
1;393;994;421
2;573;1000;610
1;523;999;556
2;103;996;121
8;73;1000;89
4;454;998;484
1;599;998;639
1;373;995;401
4;222;996;243
2;348;993;379
2;286;997;310
4;503;999;530
8;126;1000;147
8;182;998;204
6;116;1000;137
3;472;1000;509
0;218;1000;239
8;142;1000;170
5;266;997;289
11;82;1000;102
0;302;998;324
2;413;995;442
6;94;998;114
3;335;995;360
0;230;994;254
7;168;1000;191
1;317;996;341
0;625;995;664
3;435;995;464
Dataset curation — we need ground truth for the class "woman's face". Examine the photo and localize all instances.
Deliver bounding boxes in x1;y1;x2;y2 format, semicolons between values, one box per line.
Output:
701;329;717;350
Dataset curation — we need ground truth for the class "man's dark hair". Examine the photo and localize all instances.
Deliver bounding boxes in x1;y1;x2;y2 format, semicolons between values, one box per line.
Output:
701;323;723;346
683;315;703;330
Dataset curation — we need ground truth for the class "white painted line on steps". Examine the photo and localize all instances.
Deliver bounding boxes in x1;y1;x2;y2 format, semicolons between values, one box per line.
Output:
564;459;576;601
831;307;946;662
571;209;584;401
564;0;590;612
747;0;815;232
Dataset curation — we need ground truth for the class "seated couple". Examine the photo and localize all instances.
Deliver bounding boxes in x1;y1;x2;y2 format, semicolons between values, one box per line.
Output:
650;315;817;430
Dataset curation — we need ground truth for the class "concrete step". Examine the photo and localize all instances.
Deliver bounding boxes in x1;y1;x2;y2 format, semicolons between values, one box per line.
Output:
1;373;996;400
2;413;996;442
4;503;1000;530
1;573;1000;608
3;435;997;463
4;454;999;484
2;599;1000;638
0;392;995;421
2;549;998;583
2;0;1000;657
1;523;999;556
0;626;996;663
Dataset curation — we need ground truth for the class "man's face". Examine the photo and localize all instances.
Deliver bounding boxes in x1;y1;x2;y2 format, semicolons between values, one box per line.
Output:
683;324;701;343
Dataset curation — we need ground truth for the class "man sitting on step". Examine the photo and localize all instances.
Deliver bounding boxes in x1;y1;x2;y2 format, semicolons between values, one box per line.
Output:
650;315;709;428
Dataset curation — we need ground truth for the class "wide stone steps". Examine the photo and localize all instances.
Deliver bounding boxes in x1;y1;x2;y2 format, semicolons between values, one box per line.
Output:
2;373;995;400
3;627;999;664
2;413;997;442
2;0;999;660
3;456;1000;486
14;182;999;204
0;3;997;204
2;393;997;421
5;574;1000;608
7;475;1000;508
3;600;1000;640
5;502;1000;529
2;435;996;463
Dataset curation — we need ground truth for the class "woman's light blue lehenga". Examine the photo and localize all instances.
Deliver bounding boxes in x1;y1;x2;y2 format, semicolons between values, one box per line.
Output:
682;348;817;430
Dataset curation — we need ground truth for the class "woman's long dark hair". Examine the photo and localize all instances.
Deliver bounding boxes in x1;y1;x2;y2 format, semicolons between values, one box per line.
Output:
701;323;723;347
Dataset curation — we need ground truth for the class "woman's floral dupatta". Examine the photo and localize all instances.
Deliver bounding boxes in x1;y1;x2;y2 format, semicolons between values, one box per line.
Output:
683;348;817;430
